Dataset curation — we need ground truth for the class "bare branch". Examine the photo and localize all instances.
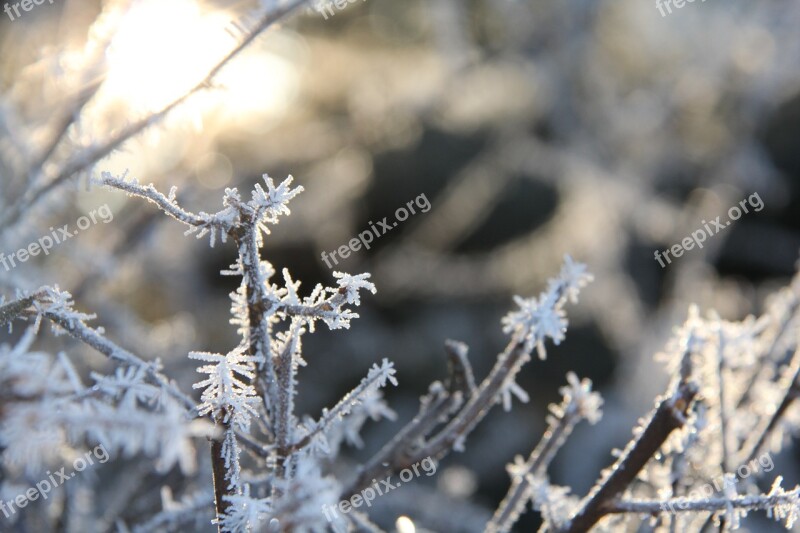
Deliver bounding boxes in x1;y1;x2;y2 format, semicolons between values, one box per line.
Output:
0;290;46;327
742;347;800;464
562;376;699;533
30;288;197;414
487;373;602;533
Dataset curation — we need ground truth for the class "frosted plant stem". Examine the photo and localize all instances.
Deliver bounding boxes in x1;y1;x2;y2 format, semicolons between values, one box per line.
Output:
743;347;800;463
342;338;531;498
2;289;196;412
487;400;583;533
736;282;799;410
343;264;593;499
289;358;400;454
607;492;800;514
0;291;46;327
339;341;475;497
272;321;301;496
24;79;102;189
717;332;730;473
42;308;197;413
717;332;730;532
562;378;698;533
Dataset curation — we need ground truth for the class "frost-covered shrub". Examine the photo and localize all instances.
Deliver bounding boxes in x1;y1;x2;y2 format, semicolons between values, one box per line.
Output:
2;1;800;532
3;170;800;532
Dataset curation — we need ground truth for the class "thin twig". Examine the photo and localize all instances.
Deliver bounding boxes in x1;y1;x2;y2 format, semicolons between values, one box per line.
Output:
0;290;46;327
342;338;530;498
43;308;197;413
487;390;591;533
607;491;800;515
743;347;800;464
562;378;698;532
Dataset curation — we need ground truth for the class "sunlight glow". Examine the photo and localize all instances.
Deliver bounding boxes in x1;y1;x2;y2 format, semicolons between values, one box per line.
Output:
396;516;416;533
103;0;233;112
97;0;301;145
213;50;299;131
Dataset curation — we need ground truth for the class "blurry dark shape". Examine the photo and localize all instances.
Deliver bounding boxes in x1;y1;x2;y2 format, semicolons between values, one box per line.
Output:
624;234;667;309
454;175;558;254
364;127;488;250
715;221;800;281
761;93;800;180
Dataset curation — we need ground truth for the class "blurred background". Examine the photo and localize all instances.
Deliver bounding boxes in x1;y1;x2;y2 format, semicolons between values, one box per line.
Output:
3;0;800;530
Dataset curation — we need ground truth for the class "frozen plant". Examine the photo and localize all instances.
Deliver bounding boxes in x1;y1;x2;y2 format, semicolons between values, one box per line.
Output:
3;171;800;531
1;4;800;528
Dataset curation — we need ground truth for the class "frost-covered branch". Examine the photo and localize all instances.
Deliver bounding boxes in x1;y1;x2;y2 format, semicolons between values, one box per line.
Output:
742;346;800;463
340;373;462;498
606;476;800;529
0;289;46;327
290;359;398;454
98;173;382;530
562;347;699;533
4;286;196;413
418;258;592;460
98;172;237;244
343;257;592;498
0;314;212;480
487;373;603;533
734;274;799;412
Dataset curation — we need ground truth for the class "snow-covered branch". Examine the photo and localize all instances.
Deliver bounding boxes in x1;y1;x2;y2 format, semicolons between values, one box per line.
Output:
607;476;800;530
343;257;592;501
487;373;603;533
2;286;196;413
563;357;699;532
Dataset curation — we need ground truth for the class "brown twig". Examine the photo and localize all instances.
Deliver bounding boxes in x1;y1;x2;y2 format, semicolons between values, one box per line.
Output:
210;422;233;529
0;291;44;327
561;377;698;533
742;347;800;464
342;338;532;498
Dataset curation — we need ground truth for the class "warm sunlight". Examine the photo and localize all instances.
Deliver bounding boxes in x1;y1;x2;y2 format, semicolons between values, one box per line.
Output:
101;0;300;129
103;0;234;112
396;516;416;533
8;0;798;530
212;49;300;131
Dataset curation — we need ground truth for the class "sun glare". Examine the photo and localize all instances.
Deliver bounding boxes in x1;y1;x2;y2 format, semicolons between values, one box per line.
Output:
396;516;416;533
100;0;300;131
103;0;234;112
